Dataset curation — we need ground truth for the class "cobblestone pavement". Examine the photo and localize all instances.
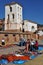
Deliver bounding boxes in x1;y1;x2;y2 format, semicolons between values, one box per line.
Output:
0;45;25;65
0;45;25;55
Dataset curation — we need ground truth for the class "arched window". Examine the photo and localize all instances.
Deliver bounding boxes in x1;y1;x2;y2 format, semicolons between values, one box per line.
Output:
32;26;34;29
10;7;12;12
22;28;24;32
7;14;9;20
12;14;14;19
31;26;35;32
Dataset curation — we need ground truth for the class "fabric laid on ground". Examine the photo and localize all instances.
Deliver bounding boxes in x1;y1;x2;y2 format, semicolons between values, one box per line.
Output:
38;47;43;51
13;60;27;64
0;46;43;64
30;55;37;59
15;54;24;56
0;59;8;64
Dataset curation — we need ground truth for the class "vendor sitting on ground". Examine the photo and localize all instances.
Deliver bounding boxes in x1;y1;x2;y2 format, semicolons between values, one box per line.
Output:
24;39;30;53
19;37;26;46
34;40;38;50
30;39;35;51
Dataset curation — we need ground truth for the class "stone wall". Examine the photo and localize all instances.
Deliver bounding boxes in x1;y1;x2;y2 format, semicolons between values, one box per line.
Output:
0;32;43;46
39;35;43;40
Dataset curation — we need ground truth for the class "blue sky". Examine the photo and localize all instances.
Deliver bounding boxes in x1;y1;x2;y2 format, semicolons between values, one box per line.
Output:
0;0;43;24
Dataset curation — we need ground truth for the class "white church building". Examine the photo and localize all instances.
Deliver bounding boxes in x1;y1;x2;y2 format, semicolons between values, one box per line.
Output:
23;20;37;32
4;2;38;32
5;2;23;31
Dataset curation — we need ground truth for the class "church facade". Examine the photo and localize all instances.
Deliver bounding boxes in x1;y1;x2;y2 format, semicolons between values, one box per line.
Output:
5;2;23;31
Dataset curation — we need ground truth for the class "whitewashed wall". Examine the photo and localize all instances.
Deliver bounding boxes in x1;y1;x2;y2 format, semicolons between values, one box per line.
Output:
23;20;37;32
5;3;23;30
37;30;43;36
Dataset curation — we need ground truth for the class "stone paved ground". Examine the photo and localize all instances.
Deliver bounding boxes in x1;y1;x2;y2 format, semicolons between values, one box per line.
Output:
0;45;25;55
0;40;43;65
24;54;43;65
0;45;25;65
7;63;15;65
